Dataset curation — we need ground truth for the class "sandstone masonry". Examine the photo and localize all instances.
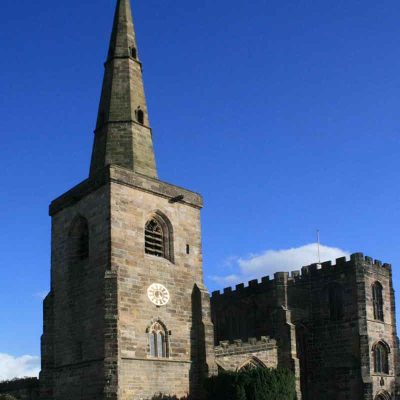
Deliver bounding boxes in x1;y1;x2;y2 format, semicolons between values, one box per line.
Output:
34;1;400;400
211;255;399;400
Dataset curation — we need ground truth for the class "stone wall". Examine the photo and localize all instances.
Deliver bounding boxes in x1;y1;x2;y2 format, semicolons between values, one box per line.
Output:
41;179;111;399
211;253;399;400
214;337;277;371
288;254;398;400
211;277;276;343
355;254;398;399
109;166;216;399
211;273;301;398
288;256;364;400
42;166;216;400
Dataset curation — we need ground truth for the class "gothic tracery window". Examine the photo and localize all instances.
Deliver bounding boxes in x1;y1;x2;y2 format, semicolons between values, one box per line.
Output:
372;281;384;321
149;322;168;358
373;341;389;374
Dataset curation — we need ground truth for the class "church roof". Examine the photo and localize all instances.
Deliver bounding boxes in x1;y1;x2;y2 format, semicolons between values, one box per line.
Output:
89;0;157;179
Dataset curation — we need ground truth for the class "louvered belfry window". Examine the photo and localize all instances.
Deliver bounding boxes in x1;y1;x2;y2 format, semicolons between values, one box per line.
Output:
145;219;164;257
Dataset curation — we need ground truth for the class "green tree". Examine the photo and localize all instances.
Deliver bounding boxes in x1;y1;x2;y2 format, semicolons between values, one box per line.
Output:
204;368;296;400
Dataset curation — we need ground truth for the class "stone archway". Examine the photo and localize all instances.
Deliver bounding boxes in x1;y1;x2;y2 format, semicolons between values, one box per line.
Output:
238;356;267;371
375;390;391;400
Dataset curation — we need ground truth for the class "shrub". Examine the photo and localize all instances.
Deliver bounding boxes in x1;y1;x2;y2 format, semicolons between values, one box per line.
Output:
150;394;190;400
0;395;18;400
204;368;296;400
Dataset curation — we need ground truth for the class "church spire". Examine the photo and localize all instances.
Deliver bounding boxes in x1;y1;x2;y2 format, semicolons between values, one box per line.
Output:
90;0;157;178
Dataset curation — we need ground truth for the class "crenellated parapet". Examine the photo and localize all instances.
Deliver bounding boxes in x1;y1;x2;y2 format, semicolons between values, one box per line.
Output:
298;252;391;278
211;275;274;299
214;336;277;356
214;337;279;375
211;252;391;300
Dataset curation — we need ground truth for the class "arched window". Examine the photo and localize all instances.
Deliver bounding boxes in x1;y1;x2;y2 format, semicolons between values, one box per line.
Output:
328;283;343;321
69;216;89;262
375;391;391;400
136;108;144;124
238;357;266;371
144;213;173;261
373;341;389;374
145;219;164;257
148;322;169;358
372;282;384;321
130;46;137;59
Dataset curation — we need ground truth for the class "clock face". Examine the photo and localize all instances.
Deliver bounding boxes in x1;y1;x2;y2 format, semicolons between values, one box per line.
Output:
147;283;170;306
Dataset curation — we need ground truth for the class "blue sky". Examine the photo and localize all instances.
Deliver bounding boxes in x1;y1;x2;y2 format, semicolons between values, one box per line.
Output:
1;0;400;378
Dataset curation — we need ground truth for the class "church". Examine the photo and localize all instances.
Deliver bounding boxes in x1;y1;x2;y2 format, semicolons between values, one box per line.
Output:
36;0;399;399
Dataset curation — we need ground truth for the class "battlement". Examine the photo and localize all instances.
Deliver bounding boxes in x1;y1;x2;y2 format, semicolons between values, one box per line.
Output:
214;336;277;356
211;252;391;299
297;252;391;276
211;275;274;298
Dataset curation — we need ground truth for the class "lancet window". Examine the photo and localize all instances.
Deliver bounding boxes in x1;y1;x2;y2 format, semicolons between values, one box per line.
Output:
137;108;144;124
373;341;389;374
149;322;168;358
372;282;384;321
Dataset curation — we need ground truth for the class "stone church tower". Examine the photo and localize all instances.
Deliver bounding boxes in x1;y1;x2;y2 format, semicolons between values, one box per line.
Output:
40;0;216;399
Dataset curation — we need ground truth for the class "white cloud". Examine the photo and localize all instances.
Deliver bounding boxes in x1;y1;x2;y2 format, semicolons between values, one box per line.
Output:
0;354;40;380
209;243;349;288
34;291;48;300
209;274;242;286
238;243;349;277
